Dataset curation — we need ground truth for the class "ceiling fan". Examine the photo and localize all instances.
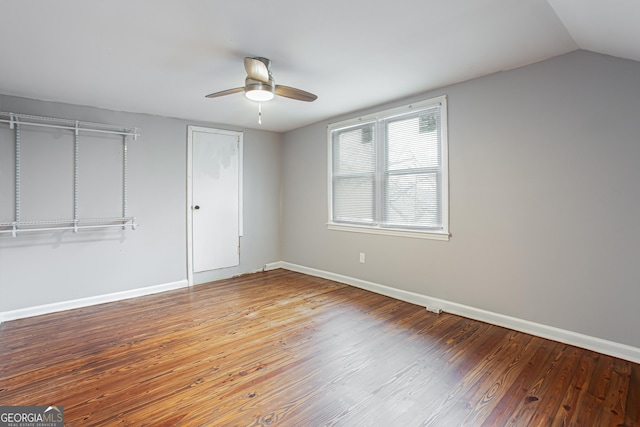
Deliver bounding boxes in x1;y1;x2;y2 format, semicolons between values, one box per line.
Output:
205;57;318;103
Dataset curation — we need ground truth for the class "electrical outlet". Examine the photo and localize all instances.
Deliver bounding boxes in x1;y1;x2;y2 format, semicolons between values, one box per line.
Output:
359;253;365;263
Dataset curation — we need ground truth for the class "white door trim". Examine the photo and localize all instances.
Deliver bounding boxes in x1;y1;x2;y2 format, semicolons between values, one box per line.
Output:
186;126;243;286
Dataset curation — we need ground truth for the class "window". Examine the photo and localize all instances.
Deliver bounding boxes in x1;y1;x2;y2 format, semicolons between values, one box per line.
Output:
328;95;449;240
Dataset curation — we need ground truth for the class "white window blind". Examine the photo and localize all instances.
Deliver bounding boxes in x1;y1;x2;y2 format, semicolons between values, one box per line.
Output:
332;122;376;224
329;95;448;238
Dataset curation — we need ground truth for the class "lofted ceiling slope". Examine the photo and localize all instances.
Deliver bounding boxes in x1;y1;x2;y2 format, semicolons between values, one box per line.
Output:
0;0;637;133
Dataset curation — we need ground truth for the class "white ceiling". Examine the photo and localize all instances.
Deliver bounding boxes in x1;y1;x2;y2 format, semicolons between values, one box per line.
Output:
0;0;637;133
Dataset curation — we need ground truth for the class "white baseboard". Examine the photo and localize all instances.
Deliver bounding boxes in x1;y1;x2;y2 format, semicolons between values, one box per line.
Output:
275;261;640;364
0;279;189;323
264;261;285;271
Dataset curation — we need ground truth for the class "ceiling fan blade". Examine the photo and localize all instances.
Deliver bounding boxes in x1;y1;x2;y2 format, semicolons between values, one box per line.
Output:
205;87;244;98
244;57;270;83
275;85;318;102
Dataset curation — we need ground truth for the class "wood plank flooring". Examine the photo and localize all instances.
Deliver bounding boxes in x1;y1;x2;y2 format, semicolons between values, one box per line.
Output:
1;269;639;426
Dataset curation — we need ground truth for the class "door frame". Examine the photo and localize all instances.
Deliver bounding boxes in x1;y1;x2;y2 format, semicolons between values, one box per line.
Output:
186;125;243;286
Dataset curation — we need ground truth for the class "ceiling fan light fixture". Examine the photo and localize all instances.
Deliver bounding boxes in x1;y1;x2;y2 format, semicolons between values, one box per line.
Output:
245;82;275;102
245;89;274;102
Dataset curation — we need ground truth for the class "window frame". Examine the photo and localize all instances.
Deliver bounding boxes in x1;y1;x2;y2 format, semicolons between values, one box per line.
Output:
327;95;449;241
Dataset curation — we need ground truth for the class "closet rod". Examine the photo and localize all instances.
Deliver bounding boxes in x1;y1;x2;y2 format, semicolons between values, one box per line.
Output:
0;222;137;236
0;217;138;237
0;217;136;226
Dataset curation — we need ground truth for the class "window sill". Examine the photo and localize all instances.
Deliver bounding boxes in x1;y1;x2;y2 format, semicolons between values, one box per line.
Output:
327;223;450;241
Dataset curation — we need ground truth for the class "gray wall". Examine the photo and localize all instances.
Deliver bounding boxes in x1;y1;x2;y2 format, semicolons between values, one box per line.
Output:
3;50;639;351
281;50;640;349
0;95;282;312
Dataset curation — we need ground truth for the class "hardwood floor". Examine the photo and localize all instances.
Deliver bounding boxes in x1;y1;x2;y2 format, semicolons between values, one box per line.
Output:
1;269;638;426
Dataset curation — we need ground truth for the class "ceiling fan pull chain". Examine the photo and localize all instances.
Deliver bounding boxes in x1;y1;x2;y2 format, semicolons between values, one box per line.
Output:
258;102;262;125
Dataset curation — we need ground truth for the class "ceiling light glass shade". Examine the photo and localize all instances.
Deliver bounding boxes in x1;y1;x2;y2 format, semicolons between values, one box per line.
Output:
245;89;275;102
245;80;275;102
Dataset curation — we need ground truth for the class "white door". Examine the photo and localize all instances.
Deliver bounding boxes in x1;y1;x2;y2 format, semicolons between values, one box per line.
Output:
187;126;242;281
